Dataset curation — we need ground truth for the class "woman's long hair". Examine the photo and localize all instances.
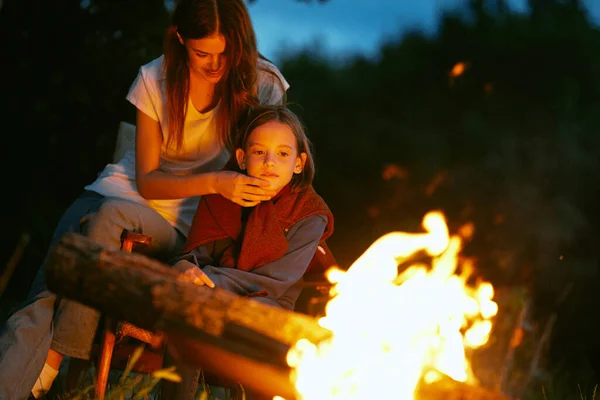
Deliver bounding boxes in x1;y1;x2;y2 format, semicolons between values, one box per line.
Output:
162;0;259;152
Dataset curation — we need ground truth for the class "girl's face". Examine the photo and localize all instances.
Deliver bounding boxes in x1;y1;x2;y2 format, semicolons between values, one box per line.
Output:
180;32;228;84
236;121;307;193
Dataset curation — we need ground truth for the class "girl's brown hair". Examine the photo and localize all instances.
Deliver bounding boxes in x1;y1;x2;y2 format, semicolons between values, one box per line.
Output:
162;0;259;152
236;105;316;193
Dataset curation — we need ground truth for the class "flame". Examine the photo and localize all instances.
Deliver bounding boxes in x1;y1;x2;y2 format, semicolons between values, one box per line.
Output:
285;211;497;400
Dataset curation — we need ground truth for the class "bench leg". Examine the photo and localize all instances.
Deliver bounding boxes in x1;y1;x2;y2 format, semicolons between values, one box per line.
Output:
96;317;116;400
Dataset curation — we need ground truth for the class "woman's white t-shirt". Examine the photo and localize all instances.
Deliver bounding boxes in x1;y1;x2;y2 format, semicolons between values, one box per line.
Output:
85;55;289;235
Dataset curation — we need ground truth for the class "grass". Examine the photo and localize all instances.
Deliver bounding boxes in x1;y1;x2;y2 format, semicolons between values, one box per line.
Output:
519;369;599;400
532;383;599;400
51;345;244;400
52;345;177;400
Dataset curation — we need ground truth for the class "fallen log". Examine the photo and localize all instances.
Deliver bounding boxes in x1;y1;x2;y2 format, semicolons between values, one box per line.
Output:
45;232;331;399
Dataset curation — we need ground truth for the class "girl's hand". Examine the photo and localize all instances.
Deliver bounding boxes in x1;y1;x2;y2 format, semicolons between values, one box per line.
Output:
214;171;276;207
173;260;215;288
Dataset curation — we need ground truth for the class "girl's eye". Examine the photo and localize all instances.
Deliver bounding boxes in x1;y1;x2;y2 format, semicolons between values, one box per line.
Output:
195;53;208;58
279;152;289;157
253;150;264;155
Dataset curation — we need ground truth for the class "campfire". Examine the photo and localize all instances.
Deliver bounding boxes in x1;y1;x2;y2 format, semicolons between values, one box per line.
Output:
45;211;507;400
285;211;498;400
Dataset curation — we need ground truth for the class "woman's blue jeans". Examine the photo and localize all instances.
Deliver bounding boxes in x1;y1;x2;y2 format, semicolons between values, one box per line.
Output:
0;191;185;400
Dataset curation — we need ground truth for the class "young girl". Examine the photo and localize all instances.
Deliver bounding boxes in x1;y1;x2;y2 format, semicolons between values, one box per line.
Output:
166;105;334;399
0;1;289;398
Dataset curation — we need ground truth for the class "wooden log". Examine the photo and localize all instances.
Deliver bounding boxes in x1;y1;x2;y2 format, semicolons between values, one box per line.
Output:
45;232;332;399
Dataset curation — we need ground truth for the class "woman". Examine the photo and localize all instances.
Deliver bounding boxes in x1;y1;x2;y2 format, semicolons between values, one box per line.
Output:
0;0;289;398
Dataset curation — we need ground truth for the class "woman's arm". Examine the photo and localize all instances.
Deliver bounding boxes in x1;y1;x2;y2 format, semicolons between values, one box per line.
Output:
201;215;328;304
134;109;275;205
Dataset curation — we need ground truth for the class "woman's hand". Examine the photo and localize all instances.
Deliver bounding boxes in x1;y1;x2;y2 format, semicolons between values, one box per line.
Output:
214;171;276;207
173;259;215;288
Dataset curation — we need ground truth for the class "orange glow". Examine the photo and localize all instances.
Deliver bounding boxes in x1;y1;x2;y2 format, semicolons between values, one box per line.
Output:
285;211;497;400
450;62;467;77
381;163;408;181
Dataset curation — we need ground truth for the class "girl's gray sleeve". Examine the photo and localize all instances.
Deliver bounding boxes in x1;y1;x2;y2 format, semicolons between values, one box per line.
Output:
201;215;328;306
169;243;215;270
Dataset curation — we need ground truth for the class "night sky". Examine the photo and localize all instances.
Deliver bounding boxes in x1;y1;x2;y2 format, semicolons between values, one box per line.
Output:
248;0;600;63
